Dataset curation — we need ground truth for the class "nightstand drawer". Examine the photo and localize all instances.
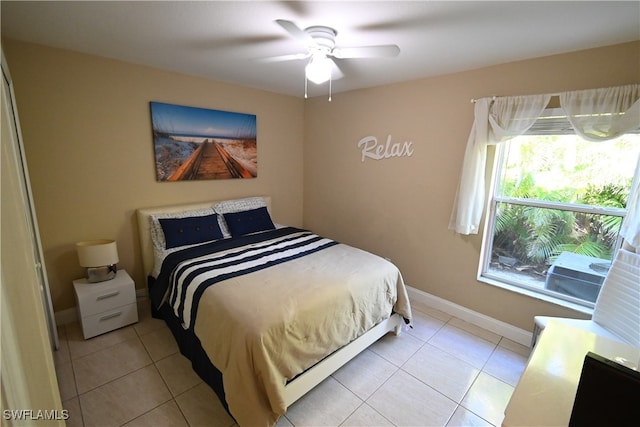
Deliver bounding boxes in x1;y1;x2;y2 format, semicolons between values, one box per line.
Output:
74;269;139;339
74;271;136;317
80;302;138;339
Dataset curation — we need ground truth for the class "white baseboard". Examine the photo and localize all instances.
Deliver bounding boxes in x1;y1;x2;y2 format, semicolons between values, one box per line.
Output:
54;307;77;326
56;285;532;346
406;286;533;347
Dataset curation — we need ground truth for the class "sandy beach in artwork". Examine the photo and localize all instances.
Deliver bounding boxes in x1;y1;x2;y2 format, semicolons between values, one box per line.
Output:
155;136;256;181
150;101;257;181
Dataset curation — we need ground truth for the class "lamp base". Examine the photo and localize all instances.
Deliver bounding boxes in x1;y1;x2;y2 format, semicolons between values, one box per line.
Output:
86;265;117;283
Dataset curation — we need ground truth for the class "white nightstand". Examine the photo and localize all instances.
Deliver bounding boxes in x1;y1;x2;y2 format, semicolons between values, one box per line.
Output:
73;269;138;339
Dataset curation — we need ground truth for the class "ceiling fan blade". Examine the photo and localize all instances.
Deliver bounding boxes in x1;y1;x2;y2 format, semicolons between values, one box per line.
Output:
252;52;310;63
275;19;317;49
330;59;344;80
332;44;400;59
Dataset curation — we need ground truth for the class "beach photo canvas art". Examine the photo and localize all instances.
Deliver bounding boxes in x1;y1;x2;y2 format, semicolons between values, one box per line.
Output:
150;102;257;181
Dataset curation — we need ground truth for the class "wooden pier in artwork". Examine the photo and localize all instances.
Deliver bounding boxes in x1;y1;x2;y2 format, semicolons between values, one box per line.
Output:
168;141;254;181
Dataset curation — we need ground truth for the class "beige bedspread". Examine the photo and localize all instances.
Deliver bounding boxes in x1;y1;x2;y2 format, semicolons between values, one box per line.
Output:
190;241;412;426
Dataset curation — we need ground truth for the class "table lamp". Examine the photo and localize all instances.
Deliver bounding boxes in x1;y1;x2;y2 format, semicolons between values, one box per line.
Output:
76;239;119;283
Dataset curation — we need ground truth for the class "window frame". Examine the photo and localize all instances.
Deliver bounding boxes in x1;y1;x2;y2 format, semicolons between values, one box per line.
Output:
478;109;639;310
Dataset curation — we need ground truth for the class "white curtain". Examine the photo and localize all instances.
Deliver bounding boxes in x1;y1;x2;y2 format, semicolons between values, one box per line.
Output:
561;84;640;248
449;84;640;239
621;156;640;249
561;84;640;141
448;95;550;234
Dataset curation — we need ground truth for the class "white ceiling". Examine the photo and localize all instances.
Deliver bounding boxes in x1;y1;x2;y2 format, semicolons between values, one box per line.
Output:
2;1;639;98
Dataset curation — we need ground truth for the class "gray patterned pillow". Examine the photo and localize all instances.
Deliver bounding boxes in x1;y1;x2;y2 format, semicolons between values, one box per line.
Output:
213;196;267;237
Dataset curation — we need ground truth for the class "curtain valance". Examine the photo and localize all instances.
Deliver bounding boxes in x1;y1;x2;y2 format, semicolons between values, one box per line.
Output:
449;84;640;247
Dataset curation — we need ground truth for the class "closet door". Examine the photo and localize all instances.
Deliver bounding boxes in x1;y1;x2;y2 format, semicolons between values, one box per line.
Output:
1;48;63;421
0;51;58;349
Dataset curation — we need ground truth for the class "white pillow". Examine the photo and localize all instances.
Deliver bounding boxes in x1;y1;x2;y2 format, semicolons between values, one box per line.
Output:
213;196;268;237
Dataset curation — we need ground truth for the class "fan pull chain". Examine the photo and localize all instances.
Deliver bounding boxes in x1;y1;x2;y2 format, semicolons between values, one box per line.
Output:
303;73;333;101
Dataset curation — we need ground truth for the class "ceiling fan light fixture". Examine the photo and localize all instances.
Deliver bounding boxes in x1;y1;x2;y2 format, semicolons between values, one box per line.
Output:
305;54;332;84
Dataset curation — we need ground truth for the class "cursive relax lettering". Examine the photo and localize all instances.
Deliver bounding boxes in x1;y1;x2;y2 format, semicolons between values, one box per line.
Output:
358;135;414;162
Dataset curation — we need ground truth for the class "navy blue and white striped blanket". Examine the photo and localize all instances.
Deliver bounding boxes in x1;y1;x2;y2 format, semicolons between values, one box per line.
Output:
151;227;338;329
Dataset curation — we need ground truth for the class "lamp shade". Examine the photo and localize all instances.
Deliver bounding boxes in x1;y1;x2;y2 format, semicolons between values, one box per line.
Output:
76;239;119;267
305;54;332;84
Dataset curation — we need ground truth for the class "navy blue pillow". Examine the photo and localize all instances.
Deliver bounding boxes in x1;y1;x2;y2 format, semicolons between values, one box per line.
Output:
223;207;275;237
159;213;223;249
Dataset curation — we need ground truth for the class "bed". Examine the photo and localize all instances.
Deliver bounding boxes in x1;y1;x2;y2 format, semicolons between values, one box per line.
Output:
136;196;412;426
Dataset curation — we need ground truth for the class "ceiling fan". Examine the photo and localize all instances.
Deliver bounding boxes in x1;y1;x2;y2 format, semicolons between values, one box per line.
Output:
258;19;400;98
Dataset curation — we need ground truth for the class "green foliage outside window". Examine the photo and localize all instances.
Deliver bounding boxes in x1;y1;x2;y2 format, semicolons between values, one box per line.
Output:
491;134;639;276
493;182;628;270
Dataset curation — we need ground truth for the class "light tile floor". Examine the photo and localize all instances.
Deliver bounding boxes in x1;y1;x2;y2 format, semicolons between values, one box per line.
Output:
55;298;530;427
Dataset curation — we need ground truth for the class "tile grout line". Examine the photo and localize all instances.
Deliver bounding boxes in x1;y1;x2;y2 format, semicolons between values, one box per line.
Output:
60;323;86;427
56;301;523;427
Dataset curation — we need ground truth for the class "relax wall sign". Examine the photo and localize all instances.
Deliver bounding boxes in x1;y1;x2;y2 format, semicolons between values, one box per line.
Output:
358;135;414;162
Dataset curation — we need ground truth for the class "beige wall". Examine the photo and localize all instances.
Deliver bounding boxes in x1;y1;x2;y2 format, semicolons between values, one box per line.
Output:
4;38;639;331
3;39;305;311
304;41;640;331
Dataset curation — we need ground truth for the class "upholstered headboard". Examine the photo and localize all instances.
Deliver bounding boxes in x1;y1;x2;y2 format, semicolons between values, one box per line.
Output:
136;196;272;277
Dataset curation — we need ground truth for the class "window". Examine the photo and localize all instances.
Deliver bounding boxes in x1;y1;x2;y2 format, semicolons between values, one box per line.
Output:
480;109;640;307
